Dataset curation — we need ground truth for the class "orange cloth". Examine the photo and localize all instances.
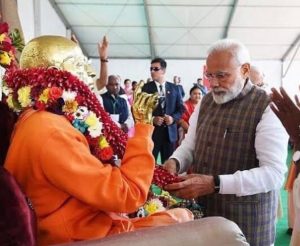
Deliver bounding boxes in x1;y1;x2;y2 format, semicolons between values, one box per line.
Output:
5;109;192;245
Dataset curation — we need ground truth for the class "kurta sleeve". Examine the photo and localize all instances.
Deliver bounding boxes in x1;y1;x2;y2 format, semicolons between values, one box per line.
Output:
39;123;155;213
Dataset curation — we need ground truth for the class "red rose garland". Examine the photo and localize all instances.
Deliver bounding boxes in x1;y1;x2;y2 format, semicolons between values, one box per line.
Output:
3;67;128;163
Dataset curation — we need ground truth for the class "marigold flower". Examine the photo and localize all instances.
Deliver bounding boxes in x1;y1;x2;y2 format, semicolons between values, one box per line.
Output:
0;33;6;42
6;94;14;109
39;88;50;103
0;51;11;66
17;86;31;107
62;100;78;113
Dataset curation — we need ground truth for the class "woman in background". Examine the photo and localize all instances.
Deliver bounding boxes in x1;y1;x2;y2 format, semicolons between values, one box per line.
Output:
177;85;202;145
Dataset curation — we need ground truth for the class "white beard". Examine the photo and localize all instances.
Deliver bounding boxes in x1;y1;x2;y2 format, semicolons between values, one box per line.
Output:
212;78;244;104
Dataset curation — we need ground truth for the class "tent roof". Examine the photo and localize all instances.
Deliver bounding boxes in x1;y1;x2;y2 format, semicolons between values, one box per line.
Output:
50;0;300;61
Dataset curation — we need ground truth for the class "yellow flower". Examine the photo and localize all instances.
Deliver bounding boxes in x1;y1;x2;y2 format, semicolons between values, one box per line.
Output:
99;136;109;149
0;52;11;66
144;199;165;215
85;112;98;127
39;88;50;103
6;94;14;109
62;100;78;113
17;86;31;107
0;33;6;42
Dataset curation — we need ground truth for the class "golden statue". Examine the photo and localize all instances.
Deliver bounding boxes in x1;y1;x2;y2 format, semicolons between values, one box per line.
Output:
19;35;158;124
20;35;95;85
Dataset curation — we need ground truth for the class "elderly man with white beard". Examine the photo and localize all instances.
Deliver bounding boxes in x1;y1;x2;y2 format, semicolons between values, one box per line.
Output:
163;39;288;246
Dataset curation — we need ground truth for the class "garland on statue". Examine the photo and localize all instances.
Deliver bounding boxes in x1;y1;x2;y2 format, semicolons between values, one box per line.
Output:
2;67;128;163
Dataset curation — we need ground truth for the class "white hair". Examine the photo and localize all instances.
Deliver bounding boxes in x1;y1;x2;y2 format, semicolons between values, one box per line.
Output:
250;65;264;76
207;39;251;65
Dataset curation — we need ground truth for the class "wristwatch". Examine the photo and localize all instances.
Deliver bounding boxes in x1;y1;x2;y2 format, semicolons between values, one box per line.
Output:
213;175;220;193
293;150;300;164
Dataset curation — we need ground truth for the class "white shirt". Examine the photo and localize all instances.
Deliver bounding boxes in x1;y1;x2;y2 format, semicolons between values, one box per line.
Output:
154;81;166;96
171;102;288;197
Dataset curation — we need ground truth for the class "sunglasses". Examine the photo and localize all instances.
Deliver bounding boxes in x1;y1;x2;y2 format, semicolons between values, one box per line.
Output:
150;67;161;72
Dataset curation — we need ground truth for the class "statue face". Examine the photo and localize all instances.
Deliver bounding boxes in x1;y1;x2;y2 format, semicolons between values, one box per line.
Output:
20;35;96;89
61;55;90;84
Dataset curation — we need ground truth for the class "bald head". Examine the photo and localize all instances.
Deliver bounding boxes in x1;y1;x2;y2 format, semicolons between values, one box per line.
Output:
250;66;265;86
107;75;120;96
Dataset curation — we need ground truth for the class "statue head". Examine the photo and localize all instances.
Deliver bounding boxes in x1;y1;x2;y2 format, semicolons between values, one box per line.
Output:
20;35;95;86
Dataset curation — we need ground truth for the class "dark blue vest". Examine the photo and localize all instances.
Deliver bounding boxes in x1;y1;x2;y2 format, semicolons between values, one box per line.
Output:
101;92;129;124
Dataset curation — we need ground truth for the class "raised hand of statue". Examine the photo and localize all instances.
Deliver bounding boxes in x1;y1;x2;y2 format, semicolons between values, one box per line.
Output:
98;36;108;60
132;81;158;124
270;86;300;145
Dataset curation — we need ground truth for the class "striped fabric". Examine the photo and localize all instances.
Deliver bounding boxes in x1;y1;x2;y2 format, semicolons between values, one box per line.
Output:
194;81;277;246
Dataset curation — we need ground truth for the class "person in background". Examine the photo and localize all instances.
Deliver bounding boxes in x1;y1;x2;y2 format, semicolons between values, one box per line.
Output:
173;75;185;99
249;65;265;87
194;77;208;95
132;81;138;92
177;86;202;145
142;58;184;163
249;65;270;93
163;39;288;246
270;86;300;246
101;75;134;134
124;78;133;105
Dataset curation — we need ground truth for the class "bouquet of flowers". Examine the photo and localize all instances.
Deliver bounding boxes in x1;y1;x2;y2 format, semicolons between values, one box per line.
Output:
0;22;24;68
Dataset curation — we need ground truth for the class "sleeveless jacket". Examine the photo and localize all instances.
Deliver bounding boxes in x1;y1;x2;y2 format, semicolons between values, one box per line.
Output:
194;81;277;246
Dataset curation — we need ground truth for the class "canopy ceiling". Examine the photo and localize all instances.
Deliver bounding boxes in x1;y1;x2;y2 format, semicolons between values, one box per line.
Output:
50;0;300;61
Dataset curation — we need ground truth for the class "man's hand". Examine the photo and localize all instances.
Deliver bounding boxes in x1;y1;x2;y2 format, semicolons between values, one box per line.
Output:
153;116;164;126
162;159;178;174
132;82;158;124
164;114;174;125
71;34;79;44
270;87;300;145
164;174;215;199
98;36;108;60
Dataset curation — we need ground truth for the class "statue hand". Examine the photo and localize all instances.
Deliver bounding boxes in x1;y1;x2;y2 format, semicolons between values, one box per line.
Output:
132;81;158;124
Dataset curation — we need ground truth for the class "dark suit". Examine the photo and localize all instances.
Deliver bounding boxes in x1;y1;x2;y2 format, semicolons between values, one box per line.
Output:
177;84;185;99
142;81;184;162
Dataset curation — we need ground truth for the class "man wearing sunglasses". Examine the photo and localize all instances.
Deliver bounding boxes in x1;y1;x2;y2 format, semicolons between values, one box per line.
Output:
142;57;184;163
163;39;288;246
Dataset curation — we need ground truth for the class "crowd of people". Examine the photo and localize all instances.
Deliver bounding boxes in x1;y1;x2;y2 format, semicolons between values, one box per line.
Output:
1;23;300;246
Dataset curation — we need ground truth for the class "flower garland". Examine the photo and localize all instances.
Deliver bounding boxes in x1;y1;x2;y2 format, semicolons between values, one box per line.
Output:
3;67;127;163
